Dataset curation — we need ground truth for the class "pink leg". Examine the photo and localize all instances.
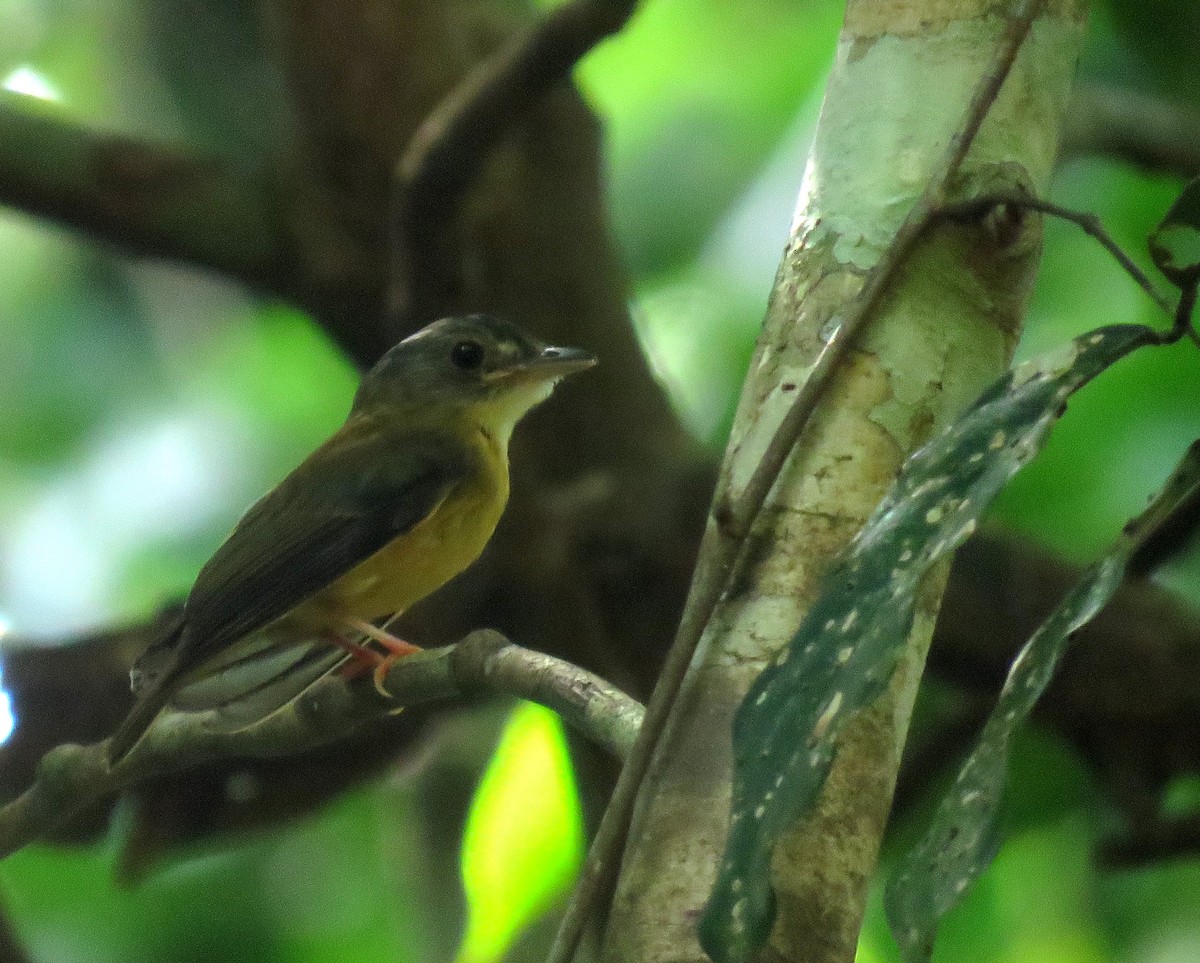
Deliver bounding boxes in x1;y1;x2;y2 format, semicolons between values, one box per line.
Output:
330;634;386;680
342;617;422;695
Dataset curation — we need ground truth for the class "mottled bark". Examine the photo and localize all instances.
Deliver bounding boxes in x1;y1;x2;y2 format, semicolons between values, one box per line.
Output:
602;2;1089;961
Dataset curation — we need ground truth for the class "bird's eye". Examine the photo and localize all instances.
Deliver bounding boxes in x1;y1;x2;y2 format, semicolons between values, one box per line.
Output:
450;340;485;371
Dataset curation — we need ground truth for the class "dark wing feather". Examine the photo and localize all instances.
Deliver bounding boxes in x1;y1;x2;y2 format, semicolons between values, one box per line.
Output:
168;421;471;676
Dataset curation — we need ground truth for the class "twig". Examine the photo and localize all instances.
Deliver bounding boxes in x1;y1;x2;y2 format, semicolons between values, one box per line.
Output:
937;192;1177;317
544;3;1050;962
938;191;1200;352
390;0;640;319
0;630;643;860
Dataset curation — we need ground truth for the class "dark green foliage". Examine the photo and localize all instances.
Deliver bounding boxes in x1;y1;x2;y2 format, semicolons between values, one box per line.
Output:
1149;175;1200;289
698;324;1157;963
885;441;1200;963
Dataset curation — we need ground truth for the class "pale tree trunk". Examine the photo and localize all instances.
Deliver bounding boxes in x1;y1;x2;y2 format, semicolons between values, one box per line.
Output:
601;2;1090;962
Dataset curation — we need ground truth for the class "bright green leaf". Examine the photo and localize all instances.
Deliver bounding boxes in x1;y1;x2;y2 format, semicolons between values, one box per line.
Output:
698;324;1158;963
885;441;1200;963
457;703;584;963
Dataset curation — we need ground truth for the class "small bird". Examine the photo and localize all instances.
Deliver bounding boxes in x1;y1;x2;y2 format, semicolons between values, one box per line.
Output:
107;314;595;763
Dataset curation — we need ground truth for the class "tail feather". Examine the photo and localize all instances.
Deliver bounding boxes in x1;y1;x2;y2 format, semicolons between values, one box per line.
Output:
106;677;176;764
173;640;347;729
107;619;186;764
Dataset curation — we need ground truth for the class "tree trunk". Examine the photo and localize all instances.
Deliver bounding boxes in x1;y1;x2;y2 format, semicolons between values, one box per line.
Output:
601;2;1090;961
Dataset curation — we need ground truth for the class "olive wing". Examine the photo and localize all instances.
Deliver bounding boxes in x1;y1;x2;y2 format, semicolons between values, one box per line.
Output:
172;424;471;673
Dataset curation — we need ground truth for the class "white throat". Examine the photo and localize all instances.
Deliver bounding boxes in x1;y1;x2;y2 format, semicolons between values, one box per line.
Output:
479;378;558;449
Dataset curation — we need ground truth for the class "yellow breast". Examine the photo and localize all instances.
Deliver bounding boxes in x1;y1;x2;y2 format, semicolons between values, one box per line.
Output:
288;426;509;631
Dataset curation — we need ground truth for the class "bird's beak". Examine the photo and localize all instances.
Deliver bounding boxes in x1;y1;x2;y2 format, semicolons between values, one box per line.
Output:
488;345;597;381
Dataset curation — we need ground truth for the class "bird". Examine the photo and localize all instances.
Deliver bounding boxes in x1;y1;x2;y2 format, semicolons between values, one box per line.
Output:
106;314;595;763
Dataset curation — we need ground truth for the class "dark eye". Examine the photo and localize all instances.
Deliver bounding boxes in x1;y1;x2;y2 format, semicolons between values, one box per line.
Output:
450;340;485;371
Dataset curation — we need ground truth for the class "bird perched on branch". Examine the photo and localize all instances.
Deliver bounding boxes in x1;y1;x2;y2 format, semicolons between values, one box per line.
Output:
107;314;595;763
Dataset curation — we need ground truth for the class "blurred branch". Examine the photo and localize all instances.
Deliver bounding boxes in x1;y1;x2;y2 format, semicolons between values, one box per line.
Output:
0;95;291;292
392;0;641;318
6;529;1200;865
1098;813;1200;869
0;93;388;366
0;895;32;963
930;530;1200;863
1062;84;1200;177
892;695;992;820
0;630;642;860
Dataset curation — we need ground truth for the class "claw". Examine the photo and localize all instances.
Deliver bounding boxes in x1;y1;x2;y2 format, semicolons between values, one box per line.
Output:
346;617;422;658
337;618;421;697
373;655;399;697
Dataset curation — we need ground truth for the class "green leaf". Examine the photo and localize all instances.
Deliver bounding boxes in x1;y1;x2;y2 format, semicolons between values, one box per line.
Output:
457;703;584;963
697;324;1158;963
884;441;1200;963
1149;176;1200;289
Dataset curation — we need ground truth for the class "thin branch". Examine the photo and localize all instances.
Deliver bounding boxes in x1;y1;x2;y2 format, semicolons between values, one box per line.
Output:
0;630;642;860
545;3;1050;961
389;0;640;319
937;192;1177;317
938;191;1200;354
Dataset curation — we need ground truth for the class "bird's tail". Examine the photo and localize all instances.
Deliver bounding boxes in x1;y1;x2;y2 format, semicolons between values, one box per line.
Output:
107;619;185;765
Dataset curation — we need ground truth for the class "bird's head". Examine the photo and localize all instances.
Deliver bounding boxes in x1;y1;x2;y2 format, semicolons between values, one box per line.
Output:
353;314;596;441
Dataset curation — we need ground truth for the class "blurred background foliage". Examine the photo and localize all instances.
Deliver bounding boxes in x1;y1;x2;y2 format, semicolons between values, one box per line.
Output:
0;0;1198;961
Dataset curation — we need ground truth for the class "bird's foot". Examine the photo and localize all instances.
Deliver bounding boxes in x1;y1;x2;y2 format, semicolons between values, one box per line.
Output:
332;637;383;679
343;617;422;697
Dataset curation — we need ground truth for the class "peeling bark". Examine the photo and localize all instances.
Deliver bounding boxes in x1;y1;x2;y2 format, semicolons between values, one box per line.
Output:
602;3;1089;961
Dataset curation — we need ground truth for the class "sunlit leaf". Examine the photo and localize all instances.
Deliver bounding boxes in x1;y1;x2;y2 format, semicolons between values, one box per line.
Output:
1149;176;1200;289
698;324;1159;963
885;441;1200;963
457;703;584;963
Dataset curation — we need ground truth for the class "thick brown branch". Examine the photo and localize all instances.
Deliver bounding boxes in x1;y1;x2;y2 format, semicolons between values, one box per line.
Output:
0;630;642;860
0;95;289;289
391;0;641;319
0;94;389;366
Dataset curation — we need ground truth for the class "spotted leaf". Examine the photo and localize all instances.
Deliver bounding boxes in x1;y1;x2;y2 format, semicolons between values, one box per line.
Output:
697;324;1158;963
885;441;1200;963
1149;175;1200;289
